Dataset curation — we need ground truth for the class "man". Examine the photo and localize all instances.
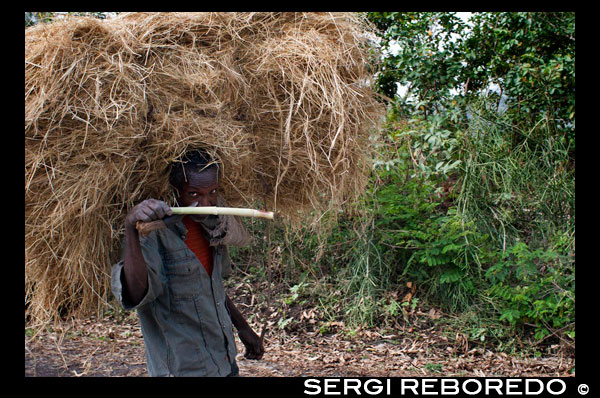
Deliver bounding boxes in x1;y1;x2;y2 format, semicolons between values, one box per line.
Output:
111;149;264;377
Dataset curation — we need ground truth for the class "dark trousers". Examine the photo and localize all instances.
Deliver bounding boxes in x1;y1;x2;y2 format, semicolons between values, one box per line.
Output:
227;361;240;377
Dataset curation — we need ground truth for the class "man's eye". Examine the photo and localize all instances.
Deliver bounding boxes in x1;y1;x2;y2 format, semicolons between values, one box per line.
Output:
210;189;217;195
189;192;198;197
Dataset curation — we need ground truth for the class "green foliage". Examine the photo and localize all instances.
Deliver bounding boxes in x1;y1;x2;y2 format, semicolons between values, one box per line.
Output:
458;97;575;250
359;12;575;346
372;146;487;312
485;241;574;341
25;12;54;27
424;363;443;373
367;12;575;149
283;282;309;305
465;13;575;148
339;216;389;327
25;12;113;27
369;12;470;121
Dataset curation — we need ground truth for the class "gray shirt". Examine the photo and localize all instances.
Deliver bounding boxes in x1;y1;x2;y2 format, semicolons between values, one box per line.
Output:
111;212;250;377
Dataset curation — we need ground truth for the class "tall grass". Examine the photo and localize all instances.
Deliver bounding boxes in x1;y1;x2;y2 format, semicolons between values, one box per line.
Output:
452;99;575;344
458;99;575;251
340;216;390;327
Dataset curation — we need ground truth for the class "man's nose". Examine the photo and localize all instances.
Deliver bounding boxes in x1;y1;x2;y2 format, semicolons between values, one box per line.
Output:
199;196;212;207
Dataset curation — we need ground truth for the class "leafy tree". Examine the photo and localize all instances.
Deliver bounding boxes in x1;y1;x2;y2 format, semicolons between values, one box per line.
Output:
369;12;470;120
367;12;575;148
465;12;575;148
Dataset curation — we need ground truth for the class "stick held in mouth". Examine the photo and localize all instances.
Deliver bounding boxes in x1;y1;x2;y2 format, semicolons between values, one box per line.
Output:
135;207;274;237
170;206;274;219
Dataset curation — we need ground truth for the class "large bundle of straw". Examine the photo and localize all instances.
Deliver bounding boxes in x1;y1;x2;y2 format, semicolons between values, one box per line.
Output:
25;12;383;323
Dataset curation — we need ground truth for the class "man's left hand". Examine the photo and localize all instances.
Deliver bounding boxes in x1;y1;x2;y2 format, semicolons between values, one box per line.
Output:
238;327;264;360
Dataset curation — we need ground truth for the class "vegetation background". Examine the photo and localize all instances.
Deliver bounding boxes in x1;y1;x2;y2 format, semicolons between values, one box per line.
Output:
26;11;575;368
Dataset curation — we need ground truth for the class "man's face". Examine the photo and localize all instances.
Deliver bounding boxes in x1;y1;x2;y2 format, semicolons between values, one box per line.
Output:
177;167;219;208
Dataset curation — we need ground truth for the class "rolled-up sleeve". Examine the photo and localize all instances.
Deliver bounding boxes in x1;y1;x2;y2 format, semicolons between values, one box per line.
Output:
111;233;165;311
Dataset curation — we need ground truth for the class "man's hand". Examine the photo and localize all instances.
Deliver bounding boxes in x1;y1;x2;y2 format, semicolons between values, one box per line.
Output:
225;295;265;360
238;327;265;360
121;199;170;307
125;199;173;230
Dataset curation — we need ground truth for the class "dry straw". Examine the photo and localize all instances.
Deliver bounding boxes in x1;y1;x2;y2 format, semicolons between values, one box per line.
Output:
25;12;384;324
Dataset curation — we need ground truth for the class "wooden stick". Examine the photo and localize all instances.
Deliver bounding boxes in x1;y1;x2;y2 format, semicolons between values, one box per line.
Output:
135;206;274;237
169;206;274;219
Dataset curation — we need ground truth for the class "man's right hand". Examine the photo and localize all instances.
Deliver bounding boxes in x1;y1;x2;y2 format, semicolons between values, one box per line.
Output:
122;199;171;306
125;199;173;230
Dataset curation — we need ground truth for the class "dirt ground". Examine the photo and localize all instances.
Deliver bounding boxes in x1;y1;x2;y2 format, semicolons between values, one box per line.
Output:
25;310;574;378
25;274;575;378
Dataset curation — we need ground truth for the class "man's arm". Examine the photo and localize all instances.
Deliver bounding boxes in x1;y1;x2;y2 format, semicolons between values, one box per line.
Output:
226;295;264;360
121;226;149;306
121;199;172;306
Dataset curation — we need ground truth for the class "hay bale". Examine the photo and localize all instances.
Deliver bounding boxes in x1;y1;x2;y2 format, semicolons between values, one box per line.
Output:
25;12;384;323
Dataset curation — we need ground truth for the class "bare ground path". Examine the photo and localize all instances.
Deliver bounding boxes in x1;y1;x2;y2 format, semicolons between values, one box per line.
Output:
25;311;574;377
25;270;574;377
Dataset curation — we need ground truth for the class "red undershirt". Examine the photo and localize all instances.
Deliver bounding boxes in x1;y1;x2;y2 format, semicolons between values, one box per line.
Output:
182;216;213;277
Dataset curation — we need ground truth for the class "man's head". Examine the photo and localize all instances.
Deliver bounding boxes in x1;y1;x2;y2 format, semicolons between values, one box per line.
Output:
169;149;220;208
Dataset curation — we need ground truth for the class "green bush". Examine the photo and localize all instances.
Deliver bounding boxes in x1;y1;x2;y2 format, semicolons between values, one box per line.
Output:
372;166;487;312
485;240;574;341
